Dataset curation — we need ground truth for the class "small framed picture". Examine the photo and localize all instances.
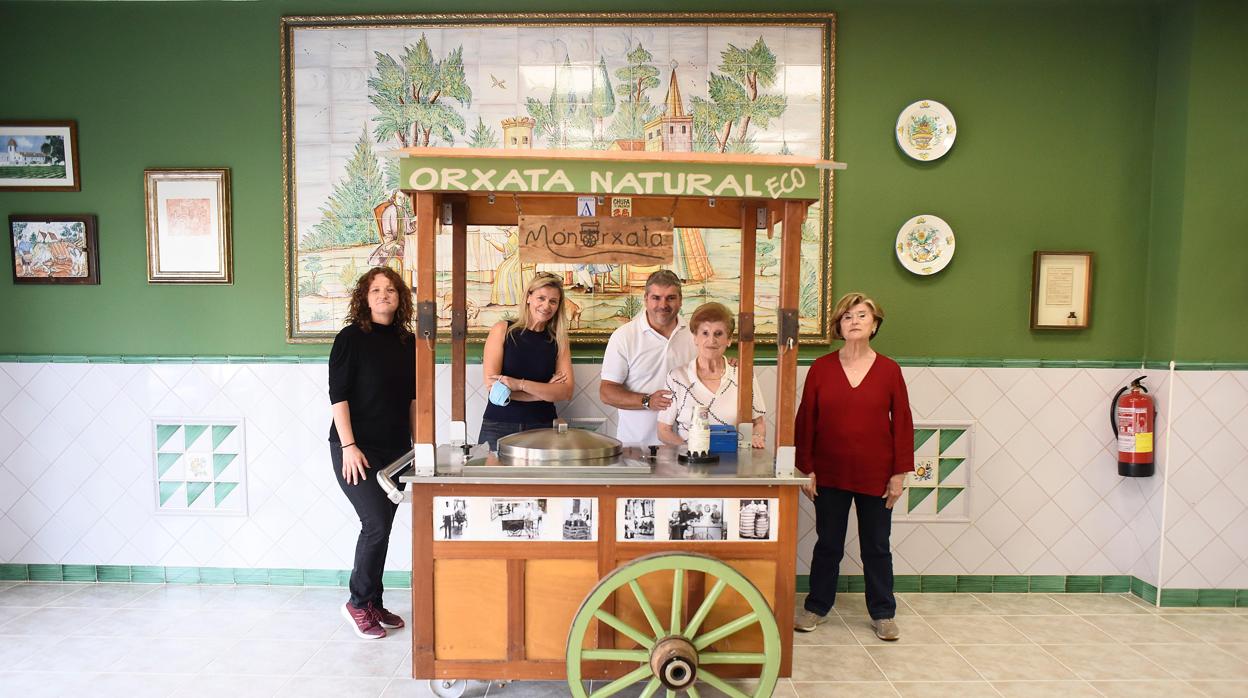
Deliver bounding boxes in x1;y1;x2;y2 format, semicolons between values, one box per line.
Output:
0;120;81;191
144;168;232;284
1031;251;1092;330
9;214;99;285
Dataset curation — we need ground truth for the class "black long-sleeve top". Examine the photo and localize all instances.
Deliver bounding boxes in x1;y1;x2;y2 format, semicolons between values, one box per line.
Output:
327;322;415;451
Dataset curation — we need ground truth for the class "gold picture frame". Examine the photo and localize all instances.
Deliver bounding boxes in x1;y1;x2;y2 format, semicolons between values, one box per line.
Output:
1031;251;1092;330
280;12;837;344
144;168;233;284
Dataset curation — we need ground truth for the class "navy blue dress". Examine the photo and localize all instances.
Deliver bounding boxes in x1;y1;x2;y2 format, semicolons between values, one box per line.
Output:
480;327;559;448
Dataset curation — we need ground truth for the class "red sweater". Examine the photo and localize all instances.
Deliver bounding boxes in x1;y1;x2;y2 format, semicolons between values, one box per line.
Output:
795;351;914;495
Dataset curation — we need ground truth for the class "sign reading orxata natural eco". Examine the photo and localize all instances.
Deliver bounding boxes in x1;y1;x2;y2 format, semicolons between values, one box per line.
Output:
519;216;673;265
400;157;820;201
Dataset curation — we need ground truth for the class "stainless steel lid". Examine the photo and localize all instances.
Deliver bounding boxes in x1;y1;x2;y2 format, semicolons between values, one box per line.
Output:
497;421;623;463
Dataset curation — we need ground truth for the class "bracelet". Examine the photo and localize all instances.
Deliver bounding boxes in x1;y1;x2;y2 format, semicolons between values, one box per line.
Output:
341;442;355;450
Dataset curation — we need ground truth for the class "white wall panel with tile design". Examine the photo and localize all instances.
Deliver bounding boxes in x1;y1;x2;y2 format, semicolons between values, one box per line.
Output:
1;361;1243;590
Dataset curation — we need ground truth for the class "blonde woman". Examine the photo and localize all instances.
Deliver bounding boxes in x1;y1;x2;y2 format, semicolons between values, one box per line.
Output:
479;273;574;449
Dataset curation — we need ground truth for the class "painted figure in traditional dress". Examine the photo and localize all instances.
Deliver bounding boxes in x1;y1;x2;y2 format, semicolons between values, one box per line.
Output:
486;228;525;306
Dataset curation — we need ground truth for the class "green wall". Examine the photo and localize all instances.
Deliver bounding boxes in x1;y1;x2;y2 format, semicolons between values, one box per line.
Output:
0;0;1240;360
1168;0;1248;361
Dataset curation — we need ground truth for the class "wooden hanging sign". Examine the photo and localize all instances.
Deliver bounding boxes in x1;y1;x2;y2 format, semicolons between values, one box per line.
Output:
518;215;673;265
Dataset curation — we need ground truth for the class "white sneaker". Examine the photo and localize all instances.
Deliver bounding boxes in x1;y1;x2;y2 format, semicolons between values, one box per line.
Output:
872;617;900;641
794;609;828;632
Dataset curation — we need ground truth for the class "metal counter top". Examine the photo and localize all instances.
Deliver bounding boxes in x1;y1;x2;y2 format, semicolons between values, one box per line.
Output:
398;444;807;487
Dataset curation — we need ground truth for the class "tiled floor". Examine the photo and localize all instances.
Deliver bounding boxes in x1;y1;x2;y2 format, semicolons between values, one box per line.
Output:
1;581;1246;697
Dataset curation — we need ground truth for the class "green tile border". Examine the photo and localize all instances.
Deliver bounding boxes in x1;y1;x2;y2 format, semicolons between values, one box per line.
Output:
4;354;1246;369
0;564;30;581
1101;575;1131;593
28;564;63;582
1029;575;1065;593
992;575;1029;593
1066;575;1102;593
956;575;992;593
0;565;1241;607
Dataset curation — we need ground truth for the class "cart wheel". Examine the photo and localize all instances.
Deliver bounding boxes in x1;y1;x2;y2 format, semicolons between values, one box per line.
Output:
428;679;467;698
565;552;780;698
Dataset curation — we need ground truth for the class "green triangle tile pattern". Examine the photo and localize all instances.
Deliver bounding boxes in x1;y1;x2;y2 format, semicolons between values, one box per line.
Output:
908;487;934;511
913;429;936;451
213;453;237;477
187;482;210;506
159;482;182;506
212;424;236;449
214;482;238;506
936;487;964;513
183;425;208;450
939;429;966;454
155;425;181;451
157;452;181;477
938;458;965;483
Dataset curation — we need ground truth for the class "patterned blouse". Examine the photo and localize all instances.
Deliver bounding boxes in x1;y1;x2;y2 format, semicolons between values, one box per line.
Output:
657;359;766;439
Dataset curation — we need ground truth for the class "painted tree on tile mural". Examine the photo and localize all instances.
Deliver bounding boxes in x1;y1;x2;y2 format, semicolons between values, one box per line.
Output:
526;58;592;149
691;37;787;153
589;57;617;145
303;130;388;251
610;44;661;140
467;117;500;149
368;36;473;148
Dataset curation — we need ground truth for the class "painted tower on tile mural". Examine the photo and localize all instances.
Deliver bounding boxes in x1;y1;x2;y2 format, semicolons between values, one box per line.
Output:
642;69;711;284
645;70;694;153
502;117;535;149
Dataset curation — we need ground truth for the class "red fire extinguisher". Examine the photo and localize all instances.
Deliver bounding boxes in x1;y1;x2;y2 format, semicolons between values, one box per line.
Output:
1111;376;1155;477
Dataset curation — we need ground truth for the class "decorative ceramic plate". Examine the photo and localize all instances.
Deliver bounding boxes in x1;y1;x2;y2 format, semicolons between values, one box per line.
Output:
896;100;957;161
896;215;955;275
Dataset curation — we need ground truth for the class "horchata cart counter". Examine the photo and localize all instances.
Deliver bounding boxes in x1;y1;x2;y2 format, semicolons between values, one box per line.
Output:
377;148;840;697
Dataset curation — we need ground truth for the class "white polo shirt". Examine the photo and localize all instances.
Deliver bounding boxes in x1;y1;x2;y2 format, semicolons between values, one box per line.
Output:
601;312;697;446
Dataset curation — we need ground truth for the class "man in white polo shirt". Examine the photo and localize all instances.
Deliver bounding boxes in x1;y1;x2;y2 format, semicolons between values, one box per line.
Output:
600;270;697;446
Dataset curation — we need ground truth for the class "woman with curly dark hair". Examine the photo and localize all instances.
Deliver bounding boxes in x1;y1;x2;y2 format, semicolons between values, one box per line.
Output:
329;266;415;639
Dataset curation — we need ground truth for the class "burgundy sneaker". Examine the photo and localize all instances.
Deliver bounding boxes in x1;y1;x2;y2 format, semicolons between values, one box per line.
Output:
370;603;405;629
341;601;386;639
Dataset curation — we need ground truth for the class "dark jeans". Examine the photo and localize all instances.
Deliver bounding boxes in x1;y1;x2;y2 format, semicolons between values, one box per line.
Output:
805;486;896;620
331;443;407;609
478;419;550;451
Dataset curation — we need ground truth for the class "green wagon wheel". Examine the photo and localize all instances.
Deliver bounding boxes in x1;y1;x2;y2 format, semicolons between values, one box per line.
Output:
566;552;781;698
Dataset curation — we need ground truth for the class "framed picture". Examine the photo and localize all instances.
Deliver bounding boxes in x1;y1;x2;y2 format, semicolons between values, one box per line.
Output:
144;168;233;284
9;214;99;285
1031;251;1092;330
0;120;81;191
281;13;837;343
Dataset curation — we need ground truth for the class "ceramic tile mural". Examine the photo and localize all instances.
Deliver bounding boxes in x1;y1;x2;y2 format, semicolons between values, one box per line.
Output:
152;420;246;514
0;360;1243;593
896;423;971;522
283;16;836;342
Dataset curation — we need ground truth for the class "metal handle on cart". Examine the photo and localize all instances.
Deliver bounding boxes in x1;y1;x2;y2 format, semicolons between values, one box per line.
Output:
376;449;414;504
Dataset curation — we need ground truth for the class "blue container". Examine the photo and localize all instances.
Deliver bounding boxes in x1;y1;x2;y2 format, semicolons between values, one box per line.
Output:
708;425;738;453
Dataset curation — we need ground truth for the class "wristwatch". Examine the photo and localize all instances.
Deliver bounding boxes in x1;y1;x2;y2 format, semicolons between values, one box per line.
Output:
640;393;651;409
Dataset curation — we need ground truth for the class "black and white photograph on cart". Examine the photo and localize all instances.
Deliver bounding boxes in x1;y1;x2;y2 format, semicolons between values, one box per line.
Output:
490;498;547;539
621;498;656;540
435;498;468;541
737;499;773;540
673;499;726;540
562;498;595;540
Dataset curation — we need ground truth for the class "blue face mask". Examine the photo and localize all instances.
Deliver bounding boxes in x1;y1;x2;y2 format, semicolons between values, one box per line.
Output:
489;381;511;406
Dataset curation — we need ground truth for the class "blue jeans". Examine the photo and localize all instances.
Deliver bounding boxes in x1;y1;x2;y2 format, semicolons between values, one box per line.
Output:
805;486;896;620
478;419;550;451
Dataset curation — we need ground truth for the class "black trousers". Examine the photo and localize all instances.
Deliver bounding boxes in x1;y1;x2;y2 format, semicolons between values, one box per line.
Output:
331;443;407;609
805;486;896;620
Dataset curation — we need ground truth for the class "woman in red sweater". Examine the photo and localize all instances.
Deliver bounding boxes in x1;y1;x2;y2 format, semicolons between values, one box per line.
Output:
794;292;914;641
